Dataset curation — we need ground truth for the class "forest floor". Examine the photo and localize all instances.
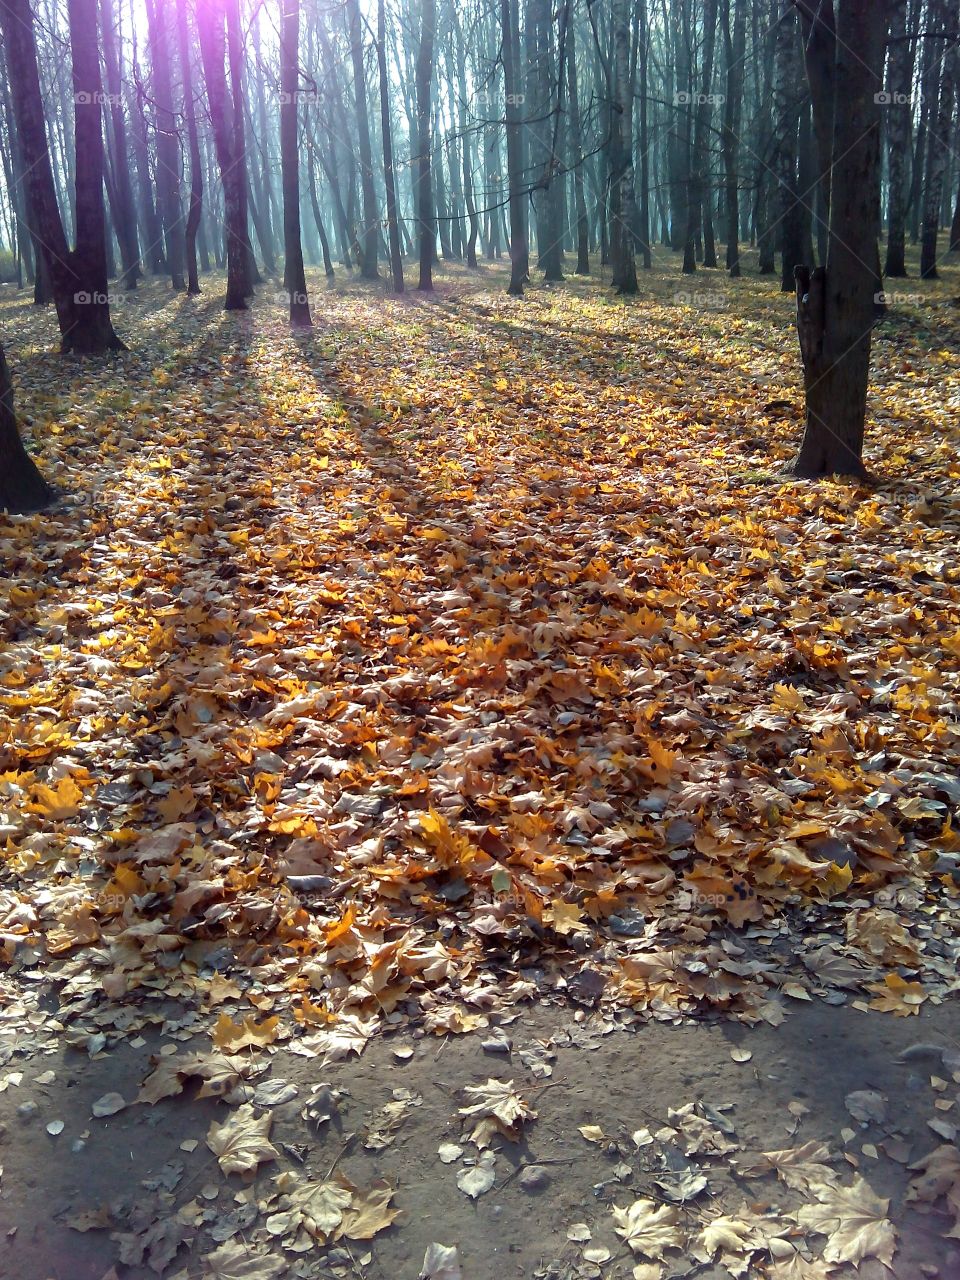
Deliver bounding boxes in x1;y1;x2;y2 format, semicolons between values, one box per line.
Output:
1;251;960;1280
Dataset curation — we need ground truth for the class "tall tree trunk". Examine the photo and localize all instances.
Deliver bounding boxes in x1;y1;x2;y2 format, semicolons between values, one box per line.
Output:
146;0;185;289
791;0;891;478
378;0;404;291
176;0;204;294
721;0;746;276
279;0;310;324
882;0;913;276
683;0;718;273
566;15;590;273
306;145;336;280
416;0;437;290
611;0;638;291
919;0;955;279
773;4;805;292
502;0;528;293
197;0;249;308
346;0;378;278
99;0;140;287
0;342;51;512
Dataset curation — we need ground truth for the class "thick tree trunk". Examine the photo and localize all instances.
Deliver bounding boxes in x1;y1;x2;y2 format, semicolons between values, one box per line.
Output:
0;343;51;513
280;0;310;325
791;0;891;479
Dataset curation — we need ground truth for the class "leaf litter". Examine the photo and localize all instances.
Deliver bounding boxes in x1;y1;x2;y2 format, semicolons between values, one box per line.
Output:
1;268;959;1274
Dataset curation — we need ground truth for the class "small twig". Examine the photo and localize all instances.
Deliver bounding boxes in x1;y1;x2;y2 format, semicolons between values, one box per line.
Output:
325;1132;355;1179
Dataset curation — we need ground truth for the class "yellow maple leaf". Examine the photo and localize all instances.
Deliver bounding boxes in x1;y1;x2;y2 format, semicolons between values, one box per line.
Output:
866;973;927;1016
28;776;83;820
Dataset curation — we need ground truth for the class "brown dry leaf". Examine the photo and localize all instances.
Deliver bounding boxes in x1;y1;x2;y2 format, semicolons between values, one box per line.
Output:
459;1078;537;1146
906;1144;960;1237
796;1174;897;1267
612;1199;684;1259
339;1179;401;1239
206;1104;279;1177
202;1240;288;1279
138;1052;249;1104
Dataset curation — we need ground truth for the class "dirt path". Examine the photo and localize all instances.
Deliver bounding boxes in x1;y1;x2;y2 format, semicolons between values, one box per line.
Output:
1;995;959;1279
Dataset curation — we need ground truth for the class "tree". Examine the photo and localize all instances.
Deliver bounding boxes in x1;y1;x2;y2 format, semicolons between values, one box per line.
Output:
0;342;51;513
502;0;528;295
0;0;125;353
378;0;404;291
99;0;141;289
279;0;311;325
882;0;916;277
347;0;379;278
610;0;638;292
919;0;956;280
416;0;437;290
197;0;250;309
772;4;805;292
146;0;185;290
791;0;892;478
176;0;205;294
721;0;747;276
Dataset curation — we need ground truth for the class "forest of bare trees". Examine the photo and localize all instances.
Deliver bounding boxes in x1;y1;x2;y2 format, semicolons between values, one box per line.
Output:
0;0;959;496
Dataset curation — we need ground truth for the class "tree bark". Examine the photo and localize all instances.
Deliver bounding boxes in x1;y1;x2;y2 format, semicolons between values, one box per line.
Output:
146;0;185;289
197;0;250;308
502;0;527;293
611;0;638;291
882;0;913;276
176;0;204;294
1;0;125;352
0;342;51;513
347;0;379;278
99;0;141;288
280;0;310;324
416;0;437;290
791;0;891;479
919;0;955;279
378;0;404;291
